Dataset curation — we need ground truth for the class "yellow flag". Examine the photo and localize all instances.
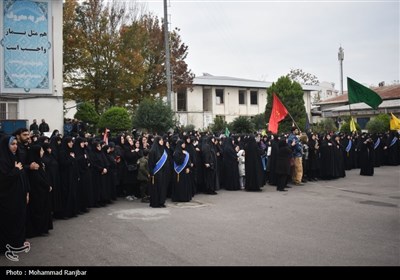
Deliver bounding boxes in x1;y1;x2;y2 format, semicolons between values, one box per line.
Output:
261;129;267;136
390;113;400;130
350;117;357;132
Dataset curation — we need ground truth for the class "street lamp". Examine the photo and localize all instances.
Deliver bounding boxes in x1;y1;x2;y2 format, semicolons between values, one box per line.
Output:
338;46;344;95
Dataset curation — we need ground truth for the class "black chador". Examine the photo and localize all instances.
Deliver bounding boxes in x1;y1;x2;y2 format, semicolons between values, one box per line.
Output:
172;140;193;202
268;135;279;186
222;137;240;191
26;145;53;238
359;137;375;176
0;136;29;253
41;143;63;218
184;135;197;196
59;137;79;218
148;136;169;207
201;136;218;195
386;132;399;166
275;139;292;191
341;135;355;170
333;136;346;178
244;135;264;191
372;134;384;167
319;134;335;180
90;141;110;206
73;138;92;212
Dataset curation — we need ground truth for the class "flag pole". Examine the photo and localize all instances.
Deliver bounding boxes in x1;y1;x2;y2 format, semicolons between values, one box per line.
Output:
286;111;301;132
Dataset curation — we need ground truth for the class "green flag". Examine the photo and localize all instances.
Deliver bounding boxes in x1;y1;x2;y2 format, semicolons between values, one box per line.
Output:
347;77;382;110
225;127;230;137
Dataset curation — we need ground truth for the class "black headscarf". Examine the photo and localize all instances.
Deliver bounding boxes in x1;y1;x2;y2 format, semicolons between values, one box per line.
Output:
173;140;186;165
0;135;18;175
27;145;44;166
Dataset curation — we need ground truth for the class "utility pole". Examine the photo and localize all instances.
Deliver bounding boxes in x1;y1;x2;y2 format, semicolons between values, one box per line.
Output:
163;0;173;110
338;46;344;95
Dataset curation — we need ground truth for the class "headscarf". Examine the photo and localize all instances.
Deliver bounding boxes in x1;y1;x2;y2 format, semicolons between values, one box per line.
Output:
0;135;18;174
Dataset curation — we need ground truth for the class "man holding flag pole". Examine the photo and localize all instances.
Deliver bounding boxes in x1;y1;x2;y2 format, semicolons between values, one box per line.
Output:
268;93;301;134
268;93;303;185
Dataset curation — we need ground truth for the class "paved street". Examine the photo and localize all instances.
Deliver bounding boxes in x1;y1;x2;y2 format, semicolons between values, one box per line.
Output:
1;166;399;266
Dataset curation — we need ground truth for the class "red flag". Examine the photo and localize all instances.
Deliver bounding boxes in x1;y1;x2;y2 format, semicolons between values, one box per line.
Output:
268;93;288;134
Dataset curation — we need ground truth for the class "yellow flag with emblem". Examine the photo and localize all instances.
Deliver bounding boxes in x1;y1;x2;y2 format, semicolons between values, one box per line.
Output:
390;113;400;130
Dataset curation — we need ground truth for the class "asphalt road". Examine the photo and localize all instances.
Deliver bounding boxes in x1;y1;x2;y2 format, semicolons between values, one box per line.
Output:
1;166;399;267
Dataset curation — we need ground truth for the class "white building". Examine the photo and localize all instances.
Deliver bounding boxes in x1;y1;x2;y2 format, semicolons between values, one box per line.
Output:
314;81;340;102
173;75;271;129
0;0;63;134
173;74;320;130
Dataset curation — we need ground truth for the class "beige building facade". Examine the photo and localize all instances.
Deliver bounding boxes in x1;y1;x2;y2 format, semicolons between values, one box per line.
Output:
174;74;320;130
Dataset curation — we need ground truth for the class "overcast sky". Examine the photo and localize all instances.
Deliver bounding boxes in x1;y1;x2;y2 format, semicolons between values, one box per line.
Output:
143;0;399;89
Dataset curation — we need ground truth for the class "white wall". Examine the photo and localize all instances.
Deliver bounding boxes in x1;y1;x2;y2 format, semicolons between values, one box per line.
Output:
180;85;267;129
18;97;64;133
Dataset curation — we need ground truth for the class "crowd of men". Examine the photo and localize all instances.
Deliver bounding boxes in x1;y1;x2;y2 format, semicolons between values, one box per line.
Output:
0;122;399;254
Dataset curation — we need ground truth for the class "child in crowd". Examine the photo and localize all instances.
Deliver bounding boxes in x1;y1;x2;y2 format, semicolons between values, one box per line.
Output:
237;150;246;189
137;149;150;202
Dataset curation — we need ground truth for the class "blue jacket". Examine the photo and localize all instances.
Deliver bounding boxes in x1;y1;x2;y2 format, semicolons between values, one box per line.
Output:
287;133;302;158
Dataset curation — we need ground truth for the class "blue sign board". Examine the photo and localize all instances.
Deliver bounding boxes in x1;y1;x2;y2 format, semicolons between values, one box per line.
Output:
0;0;53;94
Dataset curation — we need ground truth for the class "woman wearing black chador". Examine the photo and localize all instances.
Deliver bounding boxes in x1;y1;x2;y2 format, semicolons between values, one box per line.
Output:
244;135;264;191
26;145;53;237
0;136;29;253
359;135;375;176
172;140;193;202
148;136;169;207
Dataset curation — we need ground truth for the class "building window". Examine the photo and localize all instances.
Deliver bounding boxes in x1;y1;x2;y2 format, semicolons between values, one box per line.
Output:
356;117;370;129
239;90;246;105
0;103;6;120
0;102;18;119
216;115;225;121
177;89;187;111
250;90;258;105
216;89;224;104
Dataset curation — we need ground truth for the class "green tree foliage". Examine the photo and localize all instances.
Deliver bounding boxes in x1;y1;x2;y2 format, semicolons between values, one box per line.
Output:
63;0;129;111
265;76;307;133
210;116;227;134
63;0;194;112
251;113;267;130
374;114;390;131
97;107;131;132
313;118;338;134
74;102;100;125
180;124;196;133
339;121;361;134
287;69;320;85
132;98;175;134
366;119;387;134
365;114;390;133
230;116;255;134
119;16;194;105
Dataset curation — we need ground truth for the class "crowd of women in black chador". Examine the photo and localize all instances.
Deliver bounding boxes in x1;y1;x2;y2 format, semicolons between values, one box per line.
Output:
265;130;400;191
1;125;399;251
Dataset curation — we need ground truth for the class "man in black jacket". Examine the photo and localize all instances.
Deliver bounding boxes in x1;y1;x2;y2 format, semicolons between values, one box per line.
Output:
38;119;50;134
